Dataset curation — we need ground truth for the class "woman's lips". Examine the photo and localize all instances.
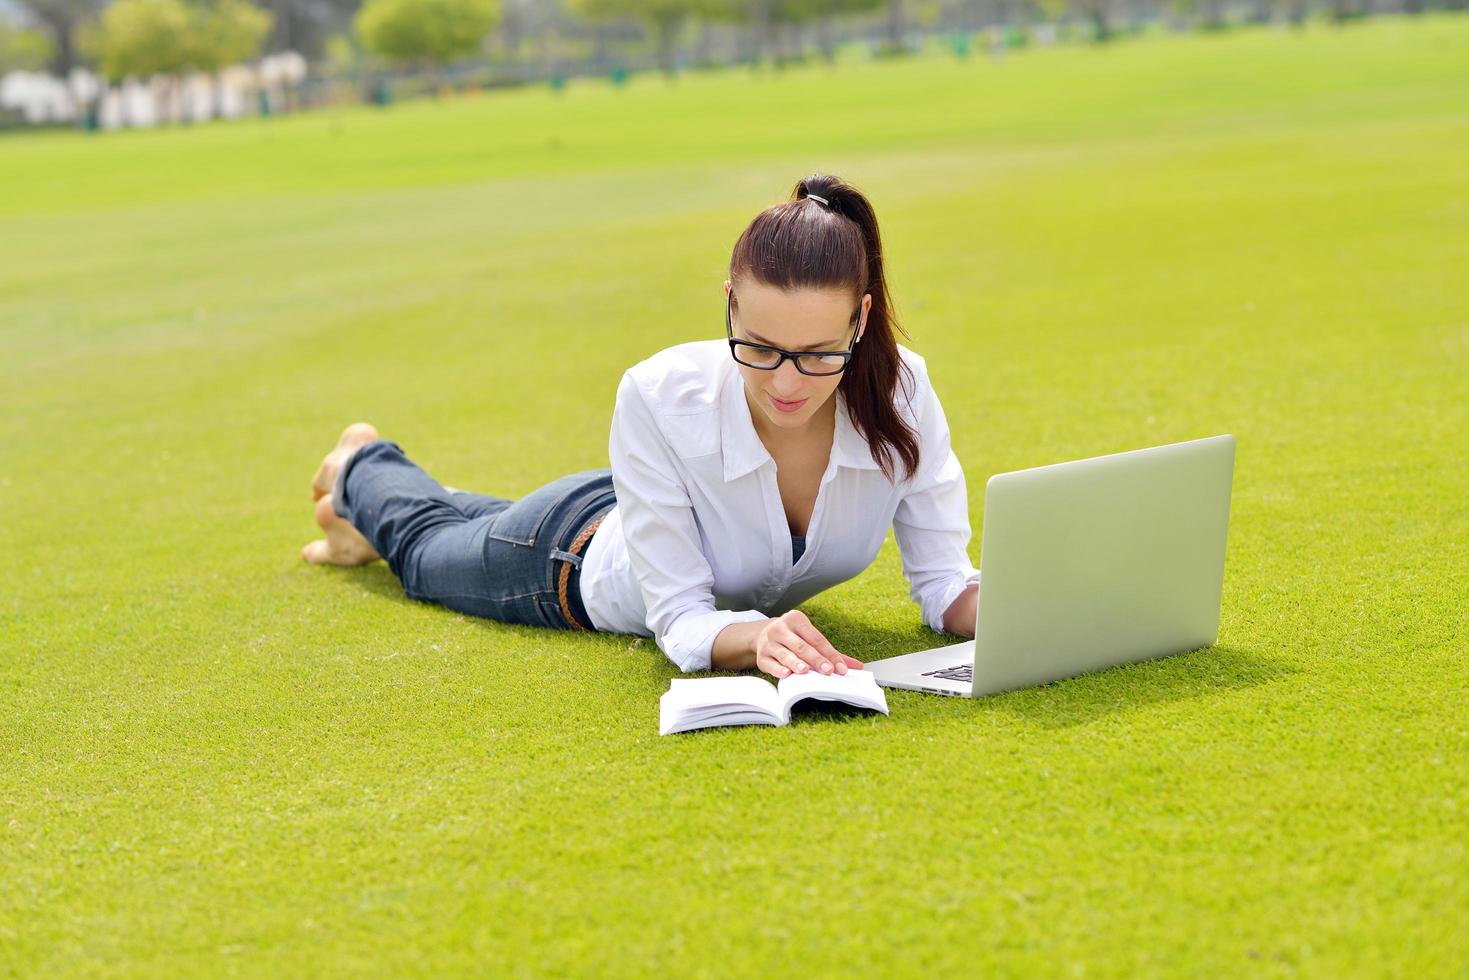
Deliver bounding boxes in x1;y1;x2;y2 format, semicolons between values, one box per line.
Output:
769;393;808;413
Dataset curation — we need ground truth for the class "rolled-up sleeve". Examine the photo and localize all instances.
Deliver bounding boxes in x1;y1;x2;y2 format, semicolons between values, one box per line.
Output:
608;371;770;672
891;361;982;635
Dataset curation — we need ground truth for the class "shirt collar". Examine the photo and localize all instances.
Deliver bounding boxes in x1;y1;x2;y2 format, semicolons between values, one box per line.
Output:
719;361;881;482
831;392;883;472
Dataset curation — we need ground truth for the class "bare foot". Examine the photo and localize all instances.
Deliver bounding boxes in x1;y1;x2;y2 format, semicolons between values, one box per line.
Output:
312;422;380;501
302;492;381;565
302;423;382;565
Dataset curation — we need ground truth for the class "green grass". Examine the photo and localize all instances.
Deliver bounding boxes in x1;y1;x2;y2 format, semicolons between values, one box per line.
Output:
2;15;1467;976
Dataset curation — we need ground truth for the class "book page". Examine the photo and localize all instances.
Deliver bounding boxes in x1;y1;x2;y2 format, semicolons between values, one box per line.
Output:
659;676;782;735
775;669;889;722
659;709;780;736
664;676;780;714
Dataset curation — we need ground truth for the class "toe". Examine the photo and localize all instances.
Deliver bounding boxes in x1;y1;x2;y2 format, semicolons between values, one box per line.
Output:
302;539;331;563
312;459;335;501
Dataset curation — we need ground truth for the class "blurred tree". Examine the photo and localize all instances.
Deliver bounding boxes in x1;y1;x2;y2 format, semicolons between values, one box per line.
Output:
19;0;108;73
80;0;190;123
1323;0;1365;20
1082;0;1113;38
567;0;693;76
909;0;941;29
1169;0;1224;29
83;0;271;80
86;0;192;80
190;0;273;67
187;0;273;113
355;0;499;78
263;0;362;60
1028;0;1116;40
1031;0;1066;28
816;0;886;59
884;0;903;48
323;29;362;70
496;0;528;61
698;0;881;65
0;21;57;71
690;0;758;62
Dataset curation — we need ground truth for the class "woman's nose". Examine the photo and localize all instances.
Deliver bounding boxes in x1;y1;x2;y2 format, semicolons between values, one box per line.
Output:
772;359;806;394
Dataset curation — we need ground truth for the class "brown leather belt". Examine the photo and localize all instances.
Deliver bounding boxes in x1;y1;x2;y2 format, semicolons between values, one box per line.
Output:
557;511;607;632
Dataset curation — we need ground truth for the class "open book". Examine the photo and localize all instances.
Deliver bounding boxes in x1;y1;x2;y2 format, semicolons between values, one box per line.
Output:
659;668;890;735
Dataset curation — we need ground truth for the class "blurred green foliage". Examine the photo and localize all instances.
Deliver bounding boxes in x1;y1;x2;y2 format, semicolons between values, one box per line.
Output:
79;0;270;82
83;0;190;81
0;22;56;71
190;0;273;71
355;0;500;69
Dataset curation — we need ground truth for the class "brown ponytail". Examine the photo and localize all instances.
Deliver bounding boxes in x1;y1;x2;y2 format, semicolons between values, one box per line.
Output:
727;173;920;484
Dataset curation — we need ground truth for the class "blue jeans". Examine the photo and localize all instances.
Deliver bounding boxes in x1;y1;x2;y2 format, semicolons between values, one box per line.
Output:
331;439;616;631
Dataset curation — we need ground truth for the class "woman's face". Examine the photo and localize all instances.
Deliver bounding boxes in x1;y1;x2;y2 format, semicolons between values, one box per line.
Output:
724;278;870;433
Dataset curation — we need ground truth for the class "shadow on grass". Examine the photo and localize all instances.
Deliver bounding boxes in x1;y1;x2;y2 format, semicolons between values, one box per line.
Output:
974;644;1294;729
312;559;639;646
315;561;417;606
812;605;948;661
309;567;1293;730
810;606;1296;729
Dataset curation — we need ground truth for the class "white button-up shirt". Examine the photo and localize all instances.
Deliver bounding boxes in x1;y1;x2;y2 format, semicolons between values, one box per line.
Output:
578;339;981;672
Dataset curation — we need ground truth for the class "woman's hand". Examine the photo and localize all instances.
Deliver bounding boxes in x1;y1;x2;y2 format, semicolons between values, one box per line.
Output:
754;610;864;679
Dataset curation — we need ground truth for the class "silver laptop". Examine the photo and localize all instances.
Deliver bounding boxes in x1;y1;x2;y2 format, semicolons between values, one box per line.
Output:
867;434;1236;698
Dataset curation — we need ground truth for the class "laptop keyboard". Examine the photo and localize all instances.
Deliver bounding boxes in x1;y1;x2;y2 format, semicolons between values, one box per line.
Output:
921;663;973;683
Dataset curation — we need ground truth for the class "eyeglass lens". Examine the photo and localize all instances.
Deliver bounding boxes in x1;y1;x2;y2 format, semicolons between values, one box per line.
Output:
729;298;854;375
732;347;846;374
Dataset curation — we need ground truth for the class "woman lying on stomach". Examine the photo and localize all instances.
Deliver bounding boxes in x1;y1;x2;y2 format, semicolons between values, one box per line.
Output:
302;172;981;680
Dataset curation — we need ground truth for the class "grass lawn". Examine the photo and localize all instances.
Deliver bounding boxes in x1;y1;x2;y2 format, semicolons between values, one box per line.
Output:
2;14;1466;976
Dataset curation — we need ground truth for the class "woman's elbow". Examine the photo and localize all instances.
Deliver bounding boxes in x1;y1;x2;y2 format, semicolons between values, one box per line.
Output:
940;582;979;637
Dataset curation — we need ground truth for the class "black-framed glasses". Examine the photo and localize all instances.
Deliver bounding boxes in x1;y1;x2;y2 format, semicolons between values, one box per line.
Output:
725;289;863;377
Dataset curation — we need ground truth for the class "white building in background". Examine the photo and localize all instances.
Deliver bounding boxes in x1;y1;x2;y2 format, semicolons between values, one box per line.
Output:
0;71;77;123
0;52;308;129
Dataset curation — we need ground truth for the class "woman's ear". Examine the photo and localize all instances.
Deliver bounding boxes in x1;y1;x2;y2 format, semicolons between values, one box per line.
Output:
723;278;732;297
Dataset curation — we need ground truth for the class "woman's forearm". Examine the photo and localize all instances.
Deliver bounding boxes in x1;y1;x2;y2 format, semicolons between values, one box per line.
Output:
710;619;766;671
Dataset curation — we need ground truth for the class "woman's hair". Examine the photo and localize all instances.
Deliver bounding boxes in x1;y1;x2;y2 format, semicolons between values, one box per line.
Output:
727;173;920;484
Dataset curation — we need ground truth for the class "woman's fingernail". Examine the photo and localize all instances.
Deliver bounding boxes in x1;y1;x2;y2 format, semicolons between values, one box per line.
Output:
820;663;831;673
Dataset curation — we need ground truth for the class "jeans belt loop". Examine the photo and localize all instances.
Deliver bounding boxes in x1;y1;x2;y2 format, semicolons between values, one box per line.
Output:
557;511;608;632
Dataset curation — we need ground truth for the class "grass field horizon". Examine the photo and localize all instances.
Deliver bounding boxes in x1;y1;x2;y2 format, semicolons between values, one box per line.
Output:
3;14;1466;975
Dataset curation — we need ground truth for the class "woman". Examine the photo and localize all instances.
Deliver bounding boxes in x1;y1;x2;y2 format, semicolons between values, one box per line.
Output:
302;174;981;680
